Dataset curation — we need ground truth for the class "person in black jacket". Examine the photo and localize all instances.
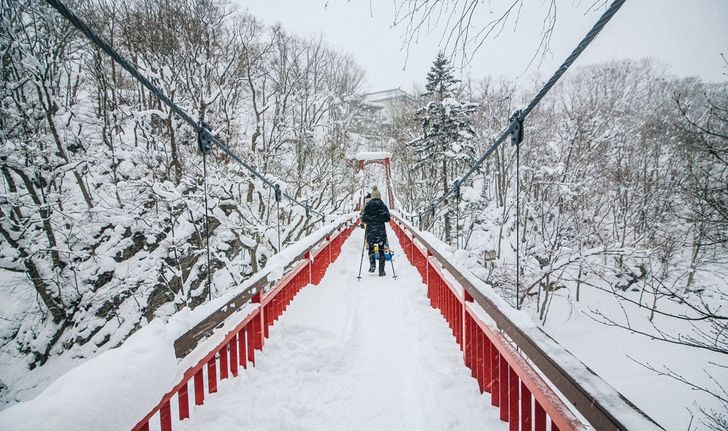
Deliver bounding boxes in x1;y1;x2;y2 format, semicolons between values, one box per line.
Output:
360;186;391;276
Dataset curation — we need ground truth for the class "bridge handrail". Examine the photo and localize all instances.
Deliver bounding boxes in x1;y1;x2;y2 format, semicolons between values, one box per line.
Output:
174;215;356;357
132;217;356;431
391;214;664;431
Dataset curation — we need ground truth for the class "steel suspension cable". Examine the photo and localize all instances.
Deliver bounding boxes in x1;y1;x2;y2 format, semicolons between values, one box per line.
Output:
274;185;282;252
201;140;213;301
416;0;627;218
515;140;520;310
45;0;325;218
454;181;461;249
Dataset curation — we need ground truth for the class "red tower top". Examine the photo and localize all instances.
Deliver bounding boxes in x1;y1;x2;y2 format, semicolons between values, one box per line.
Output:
353;152;395;210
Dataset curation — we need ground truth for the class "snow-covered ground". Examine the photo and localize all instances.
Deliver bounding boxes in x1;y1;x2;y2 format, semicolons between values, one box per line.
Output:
176;225;507;431
540;285;728;430
392;215;727;430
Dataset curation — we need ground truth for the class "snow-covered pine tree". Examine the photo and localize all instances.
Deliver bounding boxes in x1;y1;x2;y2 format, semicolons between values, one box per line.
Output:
411;52;478;244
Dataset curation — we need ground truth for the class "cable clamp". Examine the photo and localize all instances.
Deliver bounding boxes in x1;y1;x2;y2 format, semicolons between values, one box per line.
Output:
509;110;524;146
198;122;213;155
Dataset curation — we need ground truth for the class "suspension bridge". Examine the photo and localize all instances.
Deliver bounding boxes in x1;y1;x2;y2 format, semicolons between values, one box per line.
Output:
10;0;670;430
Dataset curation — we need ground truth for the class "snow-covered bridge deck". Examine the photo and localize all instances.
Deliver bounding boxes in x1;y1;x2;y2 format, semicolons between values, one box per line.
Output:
114;216;663;431
176;225;505;430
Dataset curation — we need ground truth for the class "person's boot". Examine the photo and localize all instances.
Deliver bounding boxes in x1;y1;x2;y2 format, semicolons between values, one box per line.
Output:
378;258;386;276
368;257;376;273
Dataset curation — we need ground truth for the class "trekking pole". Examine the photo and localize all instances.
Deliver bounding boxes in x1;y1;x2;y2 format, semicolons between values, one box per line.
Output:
356;227;367;281
387;246;397;279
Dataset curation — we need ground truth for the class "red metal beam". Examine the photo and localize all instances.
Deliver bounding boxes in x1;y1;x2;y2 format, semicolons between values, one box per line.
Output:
356;157;395;210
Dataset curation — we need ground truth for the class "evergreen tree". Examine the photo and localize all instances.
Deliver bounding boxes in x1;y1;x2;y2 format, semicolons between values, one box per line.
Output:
424;51;460;100
411;52;477;243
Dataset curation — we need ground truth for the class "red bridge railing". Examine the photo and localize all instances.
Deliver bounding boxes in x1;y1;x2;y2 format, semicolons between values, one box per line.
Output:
130;214;662;431
132;222;355;431
391;218;582;431
390;215;664;431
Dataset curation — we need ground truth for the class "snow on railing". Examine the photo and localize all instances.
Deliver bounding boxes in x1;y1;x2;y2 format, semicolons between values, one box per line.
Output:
0;215;355;431
132;221;356;431
350;151;392;161
390;215;665;431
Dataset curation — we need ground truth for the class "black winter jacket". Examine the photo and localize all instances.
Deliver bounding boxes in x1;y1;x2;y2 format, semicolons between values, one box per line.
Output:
361;198;391;243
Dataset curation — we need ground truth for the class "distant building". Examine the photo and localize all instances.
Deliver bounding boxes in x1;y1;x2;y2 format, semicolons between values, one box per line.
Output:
349;88;415;140
361;88;416;124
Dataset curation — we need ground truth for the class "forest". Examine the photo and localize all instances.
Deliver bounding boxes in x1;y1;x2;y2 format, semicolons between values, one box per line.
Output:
1;0;366;402
1;0;726;427
391;55;727;429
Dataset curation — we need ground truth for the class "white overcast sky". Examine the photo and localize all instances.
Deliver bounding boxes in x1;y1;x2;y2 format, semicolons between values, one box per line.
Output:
240;0;727;92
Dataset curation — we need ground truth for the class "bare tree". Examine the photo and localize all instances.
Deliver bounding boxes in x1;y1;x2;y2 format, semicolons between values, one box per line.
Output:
390;0;608;69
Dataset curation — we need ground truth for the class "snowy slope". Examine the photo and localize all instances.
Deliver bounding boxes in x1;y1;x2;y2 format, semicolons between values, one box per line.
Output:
540;284;728;430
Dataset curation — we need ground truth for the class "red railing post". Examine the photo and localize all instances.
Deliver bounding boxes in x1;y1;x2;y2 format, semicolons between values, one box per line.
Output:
492;348;500;407
509;366;519;431
459;303;464;349
484;337;492;394
521;382;532;431
229;337;238;377
409;232;414;262
475;328;483;391
453;296;457;343
207;357;218;394
444;286;449;324
178;381;190;420
252;292;264;350
276;291;283;319
425;250;432;285
535;400;547;431
500;354;508;421
473;318;479;378
263;298;271;339
160;400;172;431
238;328;247;369
220;345;229;380
194;369;204;405
246;321;256;366
306;250;312;285
464;314;472;371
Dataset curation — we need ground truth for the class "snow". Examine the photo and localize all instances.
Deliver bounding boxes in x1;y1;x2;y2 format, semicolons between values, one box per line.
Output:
540;282;728;430
390;215;666;431
0;215;356;431
0;211;695;430
265;213;355;283
0;222;510;431
0;320;177;431
165;213;357;338
175;225;507;431
393;213;535;330
352;151;392;161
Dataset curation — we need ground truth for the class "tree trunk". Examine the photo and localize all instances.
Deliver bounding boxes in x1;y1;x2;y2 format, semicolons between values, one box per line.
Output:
167;113;182;184
442;158;451;243
44;103;94;209
0;213;66;323
6;166;65;272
